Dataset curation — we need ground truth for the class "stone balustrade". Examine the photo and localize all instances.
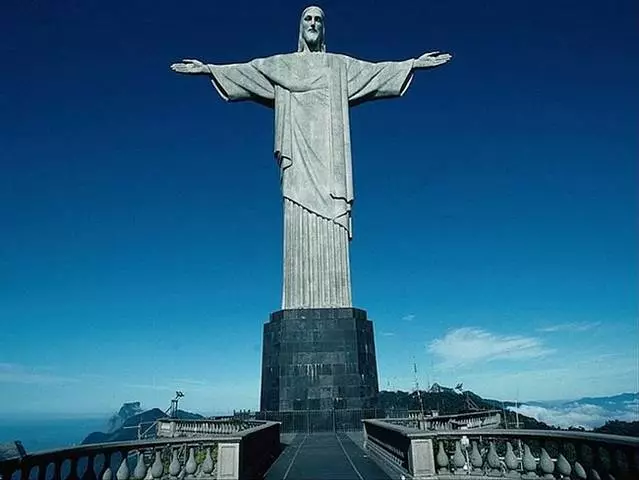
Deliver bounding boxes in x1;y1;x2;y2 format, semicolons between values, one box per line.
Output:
363;419;639;479
155;420;264;438
388;410;502;431
0;422;280;480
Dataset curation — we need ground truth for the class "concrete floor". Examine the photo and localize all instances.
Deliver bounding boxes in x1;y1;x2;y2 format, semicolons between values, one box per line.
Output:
264;432;391;480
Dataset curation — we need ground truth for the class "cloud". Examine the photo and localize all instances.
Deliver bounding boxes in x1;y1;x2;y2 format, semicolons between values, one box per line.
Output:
429;351;638;402
402;314;415;322
124;378;219;393
537;322;601;333
511;403;639;430
380;332;396;337
428;328;553;367
0;363;80;385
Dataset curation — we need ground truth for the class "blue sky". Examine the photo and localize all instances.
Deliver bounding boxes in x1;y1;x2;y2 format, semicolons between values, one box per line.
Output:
1;0;637;417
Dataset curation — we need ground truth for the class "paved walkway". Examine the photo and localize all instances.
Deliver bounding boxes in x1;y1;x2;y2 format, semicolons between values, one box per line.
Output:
264;432;390;480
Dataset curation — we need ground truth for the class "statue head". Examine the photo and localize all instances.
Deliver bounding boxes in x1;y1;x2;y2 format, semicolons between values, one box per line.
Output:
298;6;326;53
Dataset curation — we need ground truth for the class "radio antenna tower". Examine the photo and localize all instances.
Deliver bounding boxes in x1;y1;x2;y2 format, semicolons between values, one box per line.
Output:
413;360;425;418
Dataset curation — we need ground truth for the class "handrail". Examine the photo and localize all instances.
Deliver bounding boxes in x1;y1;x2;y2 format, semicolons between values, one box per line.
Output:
0;421;280;480
363;419;639;479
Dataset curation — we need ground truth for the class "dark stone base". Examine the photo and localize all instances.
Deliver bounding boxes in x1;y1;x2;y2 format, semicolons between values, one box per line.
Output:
260;308;379;411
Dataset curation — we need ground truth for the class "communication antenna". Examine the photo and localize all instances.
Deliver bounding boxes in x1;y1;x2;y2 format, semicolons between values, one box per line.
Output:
171;391;185;418
138;391;186;440
413;360;425;418
515;387;521;429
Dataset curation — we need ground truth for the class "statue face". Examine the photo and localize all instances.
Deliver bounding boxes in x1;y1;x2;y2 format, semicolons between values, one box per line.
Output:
301;7;324;51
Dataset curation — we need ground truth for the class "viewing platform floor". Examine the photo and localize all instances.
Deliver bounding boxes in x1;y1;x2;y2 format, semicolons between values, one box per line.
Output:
265;432;391;480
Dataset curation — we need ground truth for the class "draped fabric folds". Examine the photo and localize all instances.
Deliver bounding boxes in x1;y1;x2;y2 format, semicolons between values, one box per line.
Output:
282;198;351;308
207;52;415;309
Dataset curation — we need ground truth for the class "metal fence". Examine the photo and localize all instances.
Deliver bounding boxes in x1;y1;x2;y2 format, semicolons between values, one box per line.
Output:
255;408;402;433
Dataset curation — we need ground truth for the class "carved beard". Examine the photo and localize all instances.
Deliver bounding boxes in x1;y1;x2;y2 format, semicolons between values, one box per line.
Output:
304;30;321;51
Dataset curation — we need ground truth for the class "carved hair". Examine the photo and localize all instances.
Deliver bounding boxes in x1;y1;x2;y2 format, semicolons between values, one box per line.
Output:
298;5;326;52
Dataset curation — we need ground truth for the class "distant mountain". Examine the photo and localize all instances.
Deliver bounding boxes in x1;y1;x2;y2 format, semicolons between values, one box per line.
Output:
508;393;639;430
107;402;142;433
82;406;204;445
567;393;638;409
593;420;639;437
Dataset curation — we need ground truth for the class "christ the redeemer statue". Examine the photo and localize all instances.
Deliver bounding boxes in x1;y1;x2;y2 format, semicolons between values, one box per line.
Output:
171;6;451;310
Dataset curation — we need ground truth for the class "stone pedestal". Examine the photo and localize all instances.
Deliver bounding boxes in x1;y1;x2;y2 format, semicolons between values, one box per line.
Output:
260;308;379;411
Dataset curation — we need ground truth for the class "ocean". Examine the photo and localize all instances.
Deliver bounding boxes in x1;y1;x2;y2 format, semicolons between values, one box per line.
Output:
0;416;109;453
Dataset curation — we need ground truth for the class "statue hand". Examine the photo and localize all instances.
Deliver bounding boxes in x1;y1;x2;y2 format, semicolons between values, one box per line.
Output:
414;51;452;69
170;59;210;75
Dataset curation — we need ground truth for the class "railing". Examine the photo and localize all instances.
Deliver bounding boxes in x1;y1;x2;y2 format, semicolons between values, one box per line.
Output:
155;419;265;438
253;408;502;433
256;408;383;433
0;422;280;480
363;419;639;479
385;410;502;431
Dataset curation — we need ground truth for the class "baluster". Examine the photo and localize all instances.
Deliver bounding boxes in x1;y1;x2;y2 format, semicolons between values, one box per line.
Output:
200;448;214;477
486;441;501;476
522;444;538;478
69;456;81;480
96;454;111;480
505;441;520;478
82;456;95;480
150;451;163;479
595;446;611;480
556;454;571;479
102;467;113;480
470;441;483;473
574;462;587;479
579;444;595;476
435;441;449;474
452;440;466;473
612;449;628;479
53;459;63;480
115;456;129;480
169;449;181;478
590;469;602;480
539;448;554;479
185;448;197;476
20;463;31;480
133;452;147;480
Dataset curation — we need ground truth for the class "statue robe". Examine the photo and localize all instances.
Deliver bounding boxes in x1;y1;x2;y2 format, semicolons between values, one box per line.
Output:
208;52;415;309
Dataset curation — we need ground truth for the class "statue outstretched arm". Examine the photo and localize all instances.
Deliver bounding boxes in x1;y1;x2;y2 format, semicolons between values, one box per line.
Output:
346;51;451;105
170;59;210;75
412;51;452;69
170;58;275;104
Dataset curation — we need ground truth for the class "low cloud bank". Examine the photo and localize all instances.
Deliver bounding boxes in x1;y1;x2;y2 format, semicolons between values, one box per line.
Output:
511;400;639;429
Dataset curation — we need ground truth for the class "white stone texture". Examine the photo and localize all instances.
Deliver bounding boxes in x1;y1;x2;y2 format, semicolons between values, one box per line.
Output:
206;54;413;308
170;6;451;309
